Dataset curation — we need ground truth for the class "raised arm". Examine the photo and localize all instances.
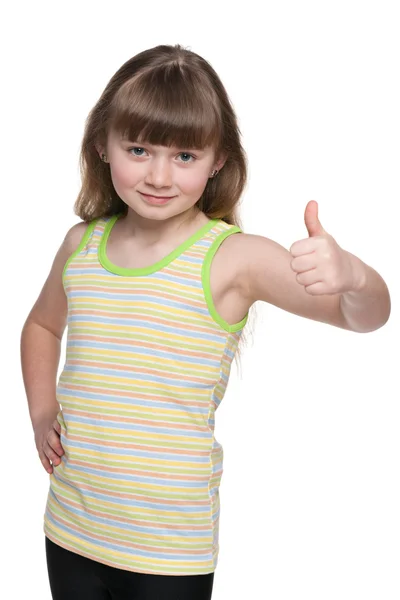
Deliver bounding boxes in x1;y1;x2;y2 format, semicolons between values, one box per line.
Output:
235;201;390;333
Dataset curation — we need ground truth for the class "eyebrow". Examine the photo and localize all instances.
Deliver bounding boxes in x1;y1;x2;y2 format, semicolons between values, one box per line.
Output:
120;138;205;152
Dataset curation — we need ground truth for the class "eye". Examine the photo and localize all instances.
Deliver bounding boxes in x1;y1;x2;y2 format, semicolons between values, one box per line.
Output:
178;152;196;163
127;146;196;163
128;147;146;157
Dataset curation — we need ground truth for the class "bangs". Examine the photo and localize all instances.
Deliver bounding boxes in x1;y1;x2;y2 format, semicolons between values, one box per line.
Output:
108;64;222;151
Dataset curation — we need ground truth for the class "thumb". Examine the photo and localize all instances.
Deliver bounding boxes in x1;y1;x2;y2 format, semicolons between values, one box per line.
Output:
304;200;326;237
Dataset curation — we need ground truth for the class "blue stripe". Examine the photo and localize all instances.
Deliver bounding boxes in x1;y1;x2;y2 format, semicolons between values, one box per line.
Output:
62;365;216;389
56;387;214;414
66;269;203;288
67;314;225;342
63;417;213;442
65;340;221;366
67;291;211;315
62;461;211;486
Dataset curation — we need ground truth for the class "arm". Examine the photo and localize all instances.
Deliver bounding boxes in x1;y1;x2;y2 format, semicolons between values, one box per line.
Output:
20;221;89;470
338;251;391;333
237;234;390;333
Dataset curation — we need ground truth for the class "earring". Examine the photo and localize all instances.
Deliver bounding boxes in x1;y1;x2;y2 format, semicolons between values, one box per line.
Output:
101;154;108;162
210;169;218;178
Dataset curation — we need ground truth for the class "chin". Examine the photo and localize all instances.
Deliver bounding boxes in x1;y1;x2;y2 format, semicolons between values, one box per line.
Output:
123;197;197;221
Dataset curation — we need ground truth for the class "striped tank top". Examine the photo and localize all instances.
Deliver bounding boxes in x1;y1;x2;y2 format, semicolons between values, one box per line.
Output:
43;212;248;575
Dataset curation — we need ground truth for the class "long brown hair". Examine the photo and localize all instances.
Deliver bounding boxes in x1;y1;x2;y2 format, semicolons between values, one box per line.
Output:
74;43;256;370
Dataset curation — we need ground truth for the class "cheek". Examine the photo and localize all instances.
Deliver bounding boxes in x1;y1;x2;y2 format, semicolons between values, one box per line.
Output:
179;169;209;193
109;161;139;189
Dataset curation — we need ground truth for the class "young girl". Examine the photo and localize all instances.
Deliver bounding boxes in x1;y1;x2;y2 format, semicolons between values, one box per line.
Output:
20;44;390;600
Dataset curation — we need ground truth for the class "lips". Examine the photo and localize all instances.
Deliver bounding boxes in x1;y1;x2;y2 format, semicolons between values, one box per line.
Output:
140;192;174;199
140;192;175;205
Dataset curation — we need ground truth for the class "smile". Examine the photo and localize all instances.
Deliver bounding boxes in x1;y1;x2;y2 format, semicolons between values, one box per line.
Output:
140;193;175;205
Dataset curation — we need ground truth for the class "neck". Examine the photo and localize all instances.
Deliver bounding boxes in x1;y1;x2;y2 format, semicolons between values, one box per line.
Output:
119;206;209;246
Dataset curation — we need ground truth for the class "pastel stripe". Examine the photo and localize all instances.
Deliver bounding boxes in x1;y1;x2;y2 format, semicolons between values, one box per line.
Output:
43;213;247;575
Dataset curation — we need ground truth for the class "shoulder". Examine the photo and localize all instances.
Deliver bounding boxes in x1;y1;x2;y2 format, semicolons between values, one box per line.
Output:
214;230;278;288
63;220;92;246
48;220;95;283
216;230;276;256
62;219;97;255
209;230;269;300
233;232;288;275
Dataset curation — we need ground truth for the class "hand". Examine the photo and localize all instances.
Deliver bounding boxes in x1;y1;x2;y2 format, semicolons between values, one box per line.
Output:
34;415;64;474
289;200;360;295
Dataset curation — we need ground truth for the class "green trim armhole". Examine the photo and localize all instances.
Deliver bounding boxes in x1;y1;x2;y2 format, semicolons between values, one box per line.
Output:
201;227;249;333
62;218;98;286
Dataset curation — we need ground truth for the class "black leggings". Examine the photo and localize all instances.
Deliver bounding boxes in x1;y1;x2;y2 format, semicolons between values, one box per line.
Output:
45;537;215;600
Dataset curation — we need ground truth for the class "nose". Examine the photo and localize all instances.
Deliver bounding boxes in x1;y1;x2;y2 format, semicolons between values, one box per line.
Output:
144;157;173;188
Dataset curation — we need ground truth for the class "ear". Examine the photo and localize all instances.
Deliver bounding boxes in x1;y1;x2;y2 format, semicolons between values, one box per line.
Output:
95;144;104;159
215;151;228;172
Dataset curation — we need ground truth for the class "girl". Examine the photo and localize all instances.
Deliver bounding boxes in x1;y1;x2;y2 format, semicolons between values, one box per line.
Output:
20;44;390;600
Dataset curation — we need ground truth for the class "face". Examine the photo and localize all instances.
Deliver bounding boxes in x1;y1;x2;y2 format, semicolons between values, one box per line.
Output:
100;128;226;221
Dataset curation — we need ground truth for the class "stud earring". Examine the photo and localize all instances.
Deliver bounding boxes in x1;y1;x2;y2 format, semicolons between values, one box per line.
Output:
210;169;218;178
101;154;108;162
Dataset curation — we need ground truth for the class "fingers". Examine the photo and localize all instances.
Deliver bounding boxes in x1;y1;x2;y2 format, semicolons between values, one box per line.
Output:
43;439;62;468
48;423;64;457
39;420;65;474
38;447;53;474
51;419;64;454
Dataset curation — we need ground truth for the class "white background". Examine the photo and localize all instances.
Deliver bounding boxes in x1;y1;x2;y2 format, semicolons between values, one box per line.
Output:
2;1;398;598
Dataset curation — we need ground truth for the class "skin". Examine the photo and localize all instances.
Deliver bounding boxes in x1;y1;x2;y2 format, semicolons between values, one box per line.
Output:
97;127;227;245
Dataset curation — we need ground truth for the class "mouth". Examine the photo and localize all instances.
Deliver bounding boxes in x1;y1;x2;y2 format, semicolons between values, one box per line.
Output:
140;192;175;205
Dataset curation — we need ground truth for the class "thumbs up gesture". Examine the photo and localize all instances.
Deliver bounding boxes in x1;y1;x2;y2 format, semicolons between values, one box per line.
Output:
289;200;359;296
